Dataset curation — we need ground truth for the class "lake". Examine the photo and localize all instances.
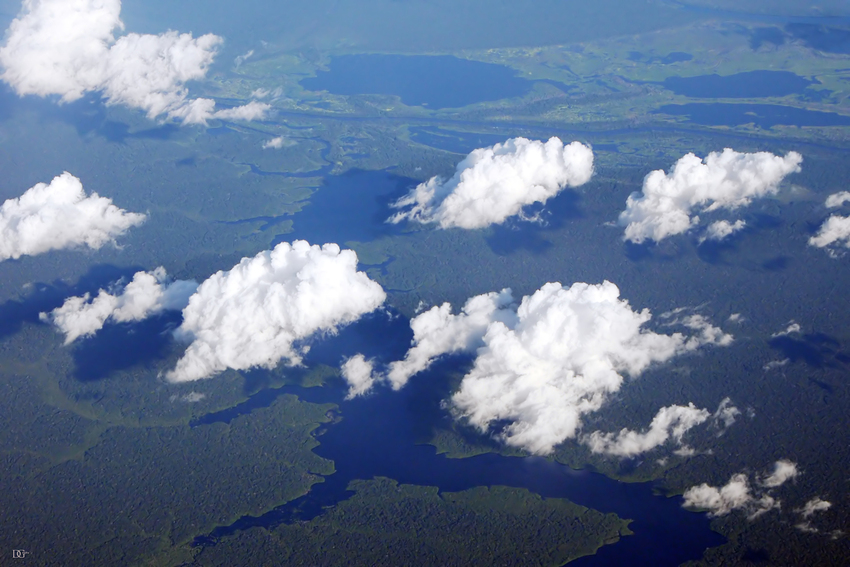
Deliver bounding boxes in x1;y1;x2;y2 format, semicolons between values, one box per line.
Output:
279;168;414;245
191;310;725;566
300;54;535;109
662;70;815;98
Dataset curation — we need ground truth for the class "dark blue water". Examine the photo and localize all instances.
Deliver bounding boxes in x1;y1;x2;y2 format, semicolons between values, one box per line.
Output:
628;51;693;64
662;70;815;98
276;168;415;245
300;54;534;109
654;103;850;128
190;312;724;566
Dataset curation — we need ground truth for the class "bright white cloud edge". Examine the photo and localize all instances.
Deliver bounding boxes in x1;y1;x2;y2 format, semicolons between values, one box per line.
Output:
0;0;269;124
0;172;145;261
683;460;799;519
583;397;739;458
40;267;197;344
343;280;733;455
388;137;594;229
167;240;386;382
619;148;802;243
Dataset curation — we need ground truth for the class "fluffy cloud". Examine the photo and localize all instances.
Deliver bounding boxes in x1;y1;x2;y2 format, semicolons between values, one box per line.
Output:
167;241;386;382
263;136;292;150
713;397;741;429
772;321;801;337
40;267;197;344
388;137;594;229
212;101;271;121
825;191;850;208
798;497;831;519
385;289;516;390
583;403;711;457
810;188;850;251
702;219;746;242
450;282;733;454
682;474;778;519
761;459;799;488
683;460;799;519
341;354;378;399
0;172;145;261
584;397;740;457
795;497;832;533
619;149;802;243
359;280;728;454
809;214;850;249
0;0;266;124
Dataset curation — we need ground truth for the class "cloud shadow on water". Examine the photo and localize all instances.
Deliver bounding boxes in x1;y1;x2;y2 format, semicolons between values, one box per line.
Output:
71;311;183;382
0;264;143;342
0;86;178;143
278;169;417;247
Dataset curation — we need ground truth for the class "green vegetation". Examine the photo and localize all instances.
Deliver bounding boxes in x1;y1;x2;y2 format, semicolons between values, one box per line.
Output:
0;3;849;566
0;384;335;566
193;477;631;567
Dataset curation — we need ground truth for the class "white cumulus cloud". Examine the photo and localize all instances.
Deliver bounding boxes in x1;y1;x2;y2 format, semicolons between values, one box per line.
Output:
712;397;741;429
388;137;594;229
385;289;516;390
0;0;265;124
263;136;292;150
583;403;711;457
344;281;731;454
40;267;197;344
761;459;799;488
429;281;729;454
212;101;271;121
702;219;746;242
450;282;732;454
683;460;799;519
619;149;802;243
683;474;778;519
341;354;378;399
167;241;386;382
772;321;801;337
0;171;145;261
825;191;850;208
798;497;831;519
584;397;740;457
809;214;850;249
